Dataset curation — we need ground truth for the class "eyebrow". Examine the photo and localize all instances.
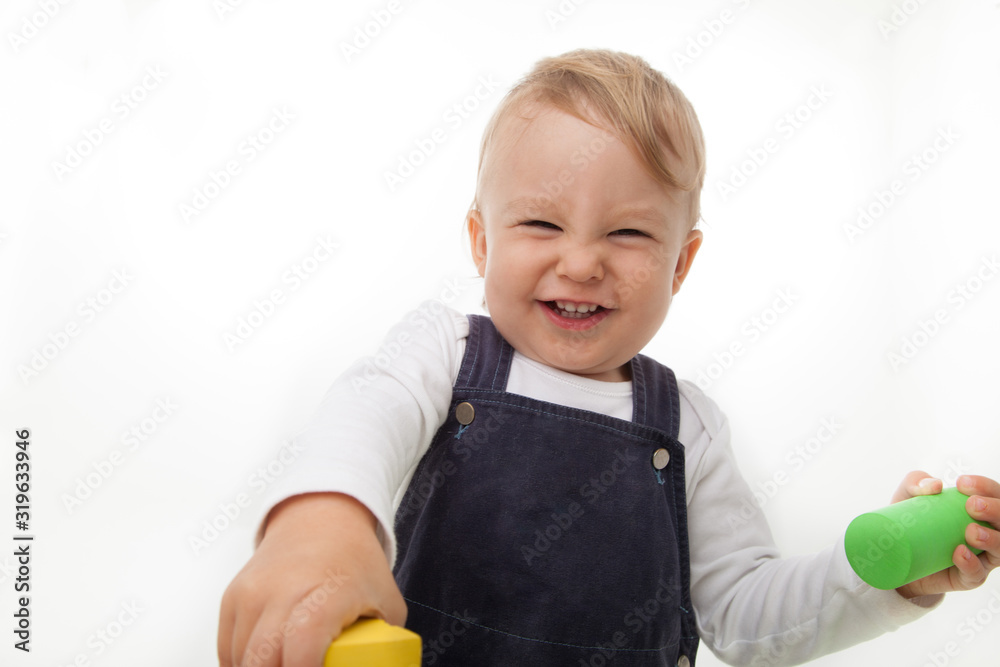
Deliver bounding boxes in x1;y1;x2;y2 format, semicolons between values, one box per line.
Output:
608;204;667;225
501;197;666;225
501;196;559;219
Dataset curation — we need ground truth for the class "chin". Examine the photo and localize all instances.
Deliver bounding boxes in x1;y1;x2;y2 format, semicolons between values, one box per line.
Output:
558;356;627;381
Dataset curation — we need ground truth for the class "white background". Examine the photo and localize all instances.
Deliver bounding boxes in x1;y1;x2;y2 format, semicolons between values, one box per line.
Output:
2;0;999;665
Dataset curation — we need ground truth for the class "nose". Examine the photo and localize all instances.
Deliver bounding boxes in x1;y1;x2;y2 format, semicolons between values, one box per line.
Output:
555;241;605;282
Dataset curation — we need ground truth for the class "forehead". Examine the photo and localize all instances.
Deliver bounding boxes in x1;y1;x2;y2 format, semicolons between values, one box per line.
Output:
482;104;686;223
491;102;611;169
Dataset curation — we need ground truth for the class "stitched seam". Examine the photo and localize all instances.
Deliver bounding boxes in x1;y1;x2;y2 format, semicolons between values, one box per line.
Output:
445;395;680;445
490;340;504;390
493;338;512;391
460;315;483;387
671;453;696;630
666;366;681;439
404;598;689;651
633;356;646;425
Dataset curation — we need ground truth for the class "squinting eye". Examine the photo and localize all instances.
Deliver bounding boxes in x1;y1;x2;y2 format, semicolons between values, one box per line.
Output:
521;220;560;230
611;228;649;237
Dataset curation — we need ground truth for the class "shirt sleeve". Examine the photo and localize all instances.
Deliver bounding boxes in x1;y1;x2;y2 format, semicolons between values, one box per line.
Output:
678;380;943;665
253;300;468;567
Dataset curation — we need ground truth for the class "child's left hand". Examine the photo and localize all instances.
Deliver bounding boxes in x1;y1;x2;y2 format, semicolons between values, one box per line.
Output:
892;472;1000;600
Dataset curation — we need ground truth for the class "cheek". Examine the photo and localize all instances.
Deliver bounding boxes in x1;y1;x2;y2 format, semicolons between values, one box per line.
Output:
487;242;533;278
482;259;511;303
614;253;674;300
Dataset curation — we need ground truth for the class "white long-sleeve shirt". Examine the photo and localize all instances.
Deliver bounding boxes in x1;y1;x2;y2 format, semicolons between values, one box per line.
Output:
257;300;941;665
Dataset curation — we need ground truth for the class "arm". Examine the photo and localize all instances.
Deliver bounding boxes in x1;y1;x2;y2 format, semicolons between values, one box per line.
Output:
253;301;469;564
678;382;940;666
218;301;469;666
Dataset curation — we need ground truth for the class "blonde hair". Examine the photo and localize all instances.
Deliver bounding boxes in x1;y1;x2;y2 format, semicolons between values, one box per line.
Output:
470;48;706;228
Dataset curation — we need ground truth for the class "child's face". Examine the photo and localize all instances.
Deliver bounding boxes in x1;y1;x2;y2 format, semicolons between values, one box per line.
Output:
469;104;702;382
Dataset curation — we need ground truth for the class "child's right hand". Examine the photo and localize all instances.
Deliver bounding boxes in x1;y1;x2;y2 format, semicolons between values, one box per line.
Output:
218;492;407;667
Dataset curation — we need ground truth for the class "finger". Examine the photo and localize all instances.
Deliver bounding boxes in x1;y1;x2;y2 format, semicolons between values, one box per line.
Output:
966;493;999;529
891;470;942;503
221;577;268;667
281;572;408;666
966;517;1000;571
965;492;1000;571
228;587;269;667
950;543;988;591
218;587;236;667
242;608;295;667
957;475;1000;505
378;588;408;628
280;585;357;667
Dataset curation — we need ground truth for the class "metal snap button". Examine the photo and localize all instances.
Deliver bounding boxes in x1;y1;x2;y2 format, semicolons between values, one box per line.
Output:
455;402;475;425
652;448;670;470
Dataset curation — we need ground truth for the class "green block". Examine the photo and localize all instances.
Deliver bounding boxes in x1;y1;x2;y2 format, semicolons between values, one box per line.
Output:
845;487;990;590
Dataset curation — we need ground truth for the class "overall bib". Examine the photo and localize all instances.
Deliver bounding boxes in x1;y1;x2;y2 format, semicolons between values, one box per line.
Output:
394;315;699;666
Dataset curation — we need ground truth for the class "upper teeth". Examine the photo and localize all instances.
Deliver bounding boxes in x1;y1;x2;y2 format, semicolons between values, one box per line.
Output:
554;300;599;313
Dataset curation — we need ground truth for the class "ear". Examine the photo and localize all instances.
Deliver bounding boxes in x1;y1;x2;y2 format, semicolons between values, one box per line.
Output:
468;210;488;278
672;228;702;295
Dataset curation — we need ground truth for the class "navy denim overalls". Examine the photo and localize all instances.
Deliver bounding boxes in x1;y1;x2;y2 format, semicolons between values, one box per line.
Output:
394;315;699;666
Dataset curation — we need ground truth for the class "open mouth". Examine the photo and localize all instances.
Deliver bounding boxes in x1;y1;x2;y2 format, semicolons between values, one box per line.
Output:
544;300;606;319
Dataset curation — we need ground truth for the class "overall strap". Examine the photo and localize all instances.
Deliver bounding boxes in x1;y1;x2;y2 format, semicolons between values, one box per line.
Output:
629;353;682;439
456;314;515;392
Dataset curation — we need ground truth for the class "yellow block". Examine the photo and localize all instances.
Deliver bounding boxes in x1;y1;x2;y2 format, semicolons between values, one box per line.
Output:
324;618;422;667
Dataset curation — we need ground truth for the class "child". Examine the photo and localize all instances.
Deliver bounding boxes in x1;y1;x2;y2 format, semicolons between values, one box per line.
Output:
218;49;999;666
